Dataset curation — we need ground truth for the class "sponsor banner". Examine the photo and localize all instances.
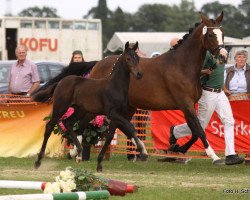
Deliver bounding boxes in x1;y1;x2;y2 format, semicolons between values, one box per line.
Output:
0;103;64;158
151;100;250;152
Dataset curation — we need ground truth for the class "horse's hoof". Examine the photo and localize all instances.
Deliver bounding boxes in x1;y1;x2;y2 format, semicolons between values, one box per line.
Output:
96;166;102;173
168;144;180;152
137;154;148;162
34;161;41;169
66;153;72;160
76;157;82;163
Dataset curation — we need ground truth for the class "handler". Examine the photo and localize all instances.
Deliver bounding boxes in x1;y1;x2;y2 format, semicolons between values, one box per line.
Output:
169;38;245;165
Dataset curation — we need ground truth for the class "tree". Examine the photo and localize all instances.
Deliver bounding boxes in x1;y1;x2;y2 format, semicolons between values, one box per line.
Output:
167;0;198;31
107;7;132;35
239;0;250;37
85;0;112;49
18;6;60;18
201;2;246;38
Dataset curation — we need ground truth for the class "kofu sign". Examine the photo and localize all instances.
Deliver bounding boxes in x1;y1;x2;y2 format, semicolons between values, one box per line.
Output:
20;38;58;51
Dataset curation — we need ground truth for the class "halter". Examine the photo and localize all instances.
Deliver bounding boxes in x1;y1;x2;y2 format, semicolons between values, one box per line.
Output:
202;25;223;56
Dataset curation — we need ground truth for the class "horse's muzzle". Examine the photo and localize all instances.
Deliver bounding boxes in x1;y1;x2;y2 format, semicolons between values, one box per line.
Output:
136;72;143;80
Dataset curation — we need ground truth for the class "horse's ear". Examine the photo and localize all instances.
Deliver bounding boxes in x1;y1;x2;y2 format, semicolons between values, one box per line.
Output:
200;12;210;26
215;11;223;24
125;41;129;50
133;41;139;51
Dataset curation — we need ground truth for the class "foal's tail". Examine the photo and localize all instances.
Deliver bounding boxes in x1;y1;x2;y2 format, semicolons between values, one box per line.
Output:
31;60;98;98
32;83;57;102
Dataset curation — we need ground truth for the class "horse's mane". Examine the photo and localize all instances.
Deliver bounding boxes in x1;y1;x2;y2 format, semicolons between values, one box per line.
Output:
32;61;98;95
170;22;201;50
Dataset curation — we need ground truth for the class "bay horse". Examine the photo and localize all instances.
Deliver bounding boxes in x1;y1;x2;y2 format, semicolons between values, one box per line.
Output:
88;12;225;161
33;42;148;171
33;12;225;166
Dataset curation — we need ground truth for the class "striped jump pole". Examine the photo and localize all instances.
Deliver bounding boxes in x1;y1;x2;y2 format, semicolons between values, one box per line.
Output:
0;180;137;196
0;180;46;190
0;190;110;200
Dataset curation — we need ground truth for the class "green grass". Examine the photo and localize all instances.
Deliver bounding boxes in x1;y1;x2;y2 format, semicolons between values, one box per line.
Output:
0;154;249;199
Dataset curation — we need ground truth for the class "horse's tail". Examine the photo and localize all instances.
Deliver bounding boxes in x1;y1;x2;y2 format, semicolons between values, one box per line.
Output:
32;83;58;102
32;61;98;97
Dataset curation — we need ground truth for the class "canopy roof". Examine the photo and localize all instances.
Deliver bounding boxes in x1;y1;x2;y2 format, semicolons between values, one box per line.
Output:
105;32;250;58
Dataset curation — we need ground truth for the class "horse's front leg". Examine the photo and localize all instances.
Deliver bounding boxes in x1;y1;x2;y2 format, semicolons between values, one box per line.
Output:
170;103;220;161
110;112;148;161
35;118;57;169
97;122;116;172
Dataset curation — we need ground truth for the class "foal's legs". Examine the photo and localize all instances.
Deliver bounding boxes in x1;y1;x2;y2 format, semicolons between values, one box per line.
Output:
111;112;148;157
97;121;116;172
96;109;148;172
35;117;59;169
62;109;85;163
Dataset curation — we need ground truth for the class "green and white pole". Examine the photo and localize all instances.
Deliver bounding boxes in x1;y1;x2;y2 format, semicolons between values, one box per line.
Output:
0;190;110;200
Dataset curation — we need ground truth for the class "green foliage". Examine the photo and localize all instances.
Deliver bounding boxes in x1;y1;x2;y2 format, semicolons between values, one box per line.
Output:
72;168;108;191
43;115;110;146
17;0;250;51
83;117;110;145
0;155;249;200
18;6;60;18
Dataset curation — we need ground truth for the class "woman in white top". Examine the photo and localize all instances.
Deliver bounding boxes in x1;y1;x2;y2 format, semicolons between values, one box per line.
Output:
224;50;250;99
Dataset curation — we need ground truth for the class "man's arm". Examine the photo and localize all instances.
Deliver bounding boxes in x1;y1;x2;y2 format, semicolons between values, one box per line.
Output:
27;82;40;96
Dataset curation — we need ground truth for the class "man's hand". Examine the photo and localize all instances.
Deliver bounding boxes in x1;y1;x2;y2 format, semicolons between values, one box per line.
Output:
201;69;213;76
224;88;231;96
220;48;228;58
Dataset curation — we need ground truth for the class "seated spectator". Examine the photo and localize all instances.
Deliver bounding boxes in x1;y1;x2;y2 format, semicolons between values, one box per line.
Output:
224;49;250;99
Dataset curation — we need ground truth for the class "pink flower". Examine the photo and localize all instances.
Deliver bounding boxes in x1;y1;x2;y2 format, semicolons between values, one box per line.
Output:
61;107;75;120
92;115;105;127
58;107;75;131
59;122;67;132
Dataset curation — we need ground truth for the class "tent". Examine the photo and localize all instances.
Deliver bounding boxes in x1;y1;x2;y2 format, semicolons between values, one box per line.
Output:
105;32;250;63
105;32;186;56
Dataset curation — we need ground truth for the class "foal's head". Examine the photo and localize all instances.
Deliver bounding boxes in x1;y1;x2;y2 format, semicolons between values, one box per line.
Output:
123;41;143;80
199;11;224;59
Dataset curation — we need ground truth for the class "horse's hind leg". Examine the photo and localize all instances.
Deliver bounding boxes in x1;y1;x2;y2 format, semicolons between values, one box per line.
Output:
97;122;116;172
35;117;58;169
62;108;85;163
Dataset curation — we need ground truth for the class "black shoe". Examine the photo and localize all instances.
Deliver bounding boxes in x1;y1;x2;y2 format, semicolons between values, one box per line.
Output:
225;154;245;165
169;126;177;145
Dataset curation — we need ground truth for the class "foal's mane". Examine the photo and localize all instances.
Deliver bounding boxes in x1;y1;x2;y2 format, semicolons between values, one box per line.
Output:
109;55;121;77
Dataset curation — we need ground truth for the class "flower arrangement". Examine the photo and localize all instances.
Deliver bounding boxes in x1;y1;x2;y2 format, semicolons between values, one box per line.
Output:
43;167;137;196
44;167;108;194
43;109;110;145
83;115;110;145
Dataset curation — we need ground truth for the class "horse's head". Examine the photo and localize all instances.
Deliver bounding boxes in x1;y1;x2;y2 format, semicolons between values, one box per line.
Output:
200;11;225;60
124;41;143;80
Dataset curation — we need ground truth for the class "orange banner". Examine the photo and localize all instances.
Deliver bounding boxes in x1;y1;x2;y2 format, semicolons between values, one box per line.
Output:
151;100;250;153
0;103;64;158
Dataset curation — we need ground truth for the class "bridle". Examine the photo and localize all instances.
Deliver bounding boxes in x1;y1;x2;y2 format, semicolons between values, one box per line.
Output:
202;25;224;57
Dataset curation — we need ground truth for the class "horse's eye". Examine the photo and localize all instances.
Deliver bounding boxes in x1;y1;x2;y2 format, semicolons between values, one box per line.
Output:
208;33;213;37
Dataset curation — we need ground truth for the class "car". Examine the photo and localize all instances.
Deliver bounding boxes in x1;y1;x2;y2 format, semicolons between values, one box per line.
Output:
0;60;67;94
